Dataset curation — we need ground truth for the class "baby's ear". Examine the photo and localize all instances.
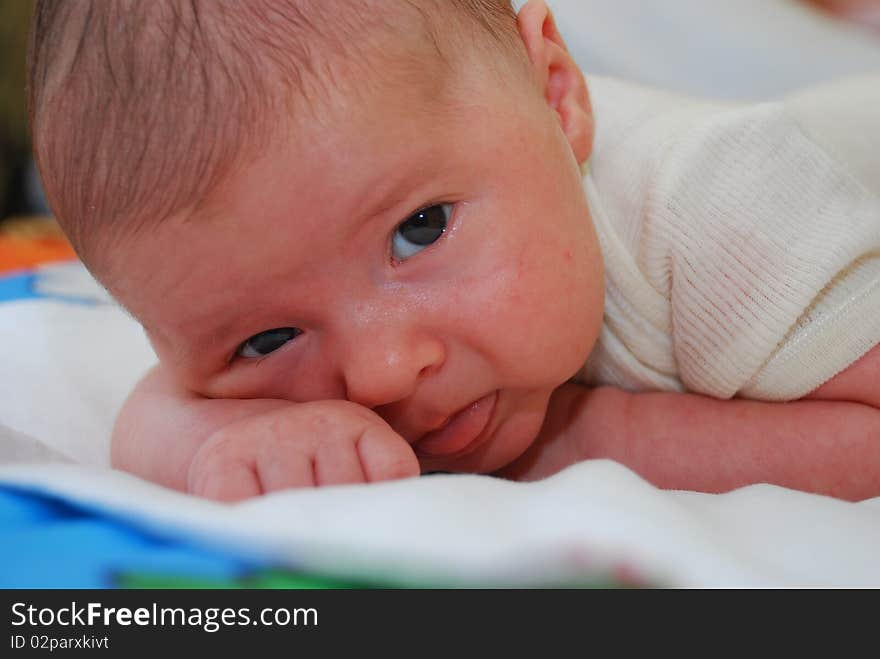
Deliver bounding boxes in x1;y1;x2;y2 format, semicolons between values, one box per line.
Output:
517;0;593;164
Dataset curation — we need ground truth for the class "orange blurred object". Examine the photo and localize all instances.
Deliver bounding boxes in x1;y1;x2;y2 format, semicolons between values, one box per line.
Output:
0;216;77;274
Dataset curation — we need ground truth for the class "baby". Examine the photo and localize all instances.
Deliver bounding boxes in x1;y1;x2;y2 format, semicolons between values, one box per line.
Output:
28;0;880;501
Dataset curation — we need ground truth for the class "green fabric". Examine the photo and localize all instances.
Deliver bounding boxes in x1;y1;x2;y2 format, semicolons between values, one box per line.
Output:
116;569;385;590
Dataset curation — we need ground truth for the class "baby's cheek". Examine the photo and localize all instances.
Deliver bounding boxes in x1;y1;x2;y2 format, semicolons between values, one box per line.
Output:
534;242;603;352
203;360;343;403
489;248;601;382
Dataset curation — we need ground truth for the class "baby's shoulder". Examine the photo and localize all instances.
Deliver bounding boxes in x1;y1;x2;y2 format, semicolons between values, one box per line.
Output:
588;74;879;193
584;76;880;402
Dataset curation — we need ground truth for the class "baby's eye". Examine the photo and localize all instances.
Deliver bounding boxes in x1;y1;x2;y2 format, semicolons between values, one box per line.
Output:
391;204;451;260
237;327;302;359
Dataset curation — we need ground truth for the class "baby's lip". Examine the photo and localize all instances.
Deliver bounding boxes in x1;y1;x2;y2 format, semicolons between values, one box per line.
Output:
410;391;498;458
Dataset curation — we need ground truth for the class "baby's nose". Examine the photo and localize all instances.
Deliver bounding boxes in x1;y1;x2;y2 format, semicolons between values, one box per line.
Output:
340;327;445;410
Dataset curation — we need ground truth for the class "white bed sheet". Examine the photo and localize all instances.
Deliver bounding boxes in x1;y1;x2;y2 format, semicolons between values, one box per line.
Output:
3;458;880;587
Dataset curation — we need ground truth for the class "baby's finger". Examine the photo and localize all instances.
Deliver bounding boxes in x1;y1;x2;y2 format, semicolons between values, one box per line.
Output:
314;437;367;486
190;460;262;503
256;445;315;492
356;425;420;482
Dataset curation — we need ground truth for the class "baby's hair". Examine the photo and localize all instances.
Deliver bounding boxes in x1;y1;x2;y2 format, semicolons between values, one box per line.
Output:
27;0;522;276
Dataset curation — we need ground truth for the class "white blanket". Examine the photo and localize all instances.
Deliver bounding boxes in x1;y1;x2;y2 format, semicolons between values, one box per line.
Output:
3;459;880;587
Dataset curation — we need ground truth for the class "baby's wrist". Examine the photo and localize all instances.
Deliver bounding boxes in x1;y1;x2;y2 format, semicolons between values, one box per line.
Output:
571;385;633;462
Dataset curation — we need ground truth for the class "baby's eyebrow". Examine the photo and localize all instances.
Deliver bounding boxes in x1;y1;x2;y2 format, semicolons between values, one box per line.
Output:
345;158;447;230
159;311;250;371
368;192;420;222
202;316;257;358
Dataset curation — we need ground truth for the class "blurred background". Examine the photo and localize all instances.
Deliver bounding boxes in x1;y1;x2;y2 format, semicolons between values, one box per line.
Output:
0;0;70;276
0;0;42;223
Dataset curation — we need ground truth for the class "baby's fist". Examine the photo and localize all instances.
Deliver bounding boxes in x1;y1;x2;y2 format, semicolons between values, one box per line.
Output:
187;401;419;501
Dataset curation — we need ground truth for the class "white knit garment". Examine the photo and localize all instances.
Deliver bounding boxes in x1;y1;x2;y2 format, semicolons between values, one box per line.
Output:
578;75;880;401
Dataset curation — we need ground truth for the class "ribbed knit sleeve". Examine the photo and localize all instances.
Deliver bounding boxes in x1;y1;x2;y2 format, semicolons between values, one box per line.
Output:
580;75;880;401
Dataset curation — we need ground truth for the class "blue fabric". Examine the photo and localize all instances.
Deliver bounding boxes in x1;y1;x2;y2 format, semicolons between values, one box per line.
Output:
0;487;264;588
0;272;40;303
0;268;101;305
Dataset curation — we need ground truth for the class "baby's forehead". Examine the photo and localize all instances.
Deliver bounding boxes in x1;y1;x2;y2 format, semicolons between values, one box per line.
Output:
39;0;522;289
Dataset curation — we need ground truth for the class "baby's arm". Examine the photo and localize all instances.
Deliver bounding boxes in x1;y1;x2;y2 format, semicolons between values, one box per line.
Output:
803;344;880;408
502;378;880;501
112;364;419;500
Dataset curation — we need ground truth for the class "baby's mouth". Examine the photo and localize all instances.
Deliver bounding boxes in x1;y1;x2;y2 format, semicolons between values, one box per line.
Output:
412;391;498;459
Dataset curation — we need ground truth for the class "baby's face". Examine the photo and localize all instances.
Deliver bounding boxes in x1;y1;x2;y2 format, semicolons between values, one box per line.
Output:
111;56;604;474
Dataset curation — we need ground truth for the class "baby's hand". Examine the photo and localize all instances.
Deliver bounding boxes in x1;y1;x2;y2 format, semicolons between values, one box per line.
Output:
187;401;419;501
